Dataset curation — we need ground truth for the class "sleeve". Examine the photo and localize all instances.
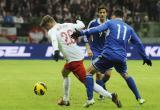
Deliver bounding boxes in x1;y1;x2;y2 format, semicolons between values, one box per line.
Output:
80;21;110;37
68;20;85;30
130;29;148;59
48;30;59;51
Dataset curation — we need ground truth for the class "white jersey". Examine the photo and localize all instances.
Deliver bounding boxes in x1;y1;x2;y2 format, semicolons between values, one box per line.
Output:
48;20;85;63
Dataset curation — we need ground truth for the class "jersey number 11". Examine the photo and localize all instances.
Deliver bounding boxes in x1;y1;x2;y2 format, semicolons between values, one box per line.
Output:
117;24;127;40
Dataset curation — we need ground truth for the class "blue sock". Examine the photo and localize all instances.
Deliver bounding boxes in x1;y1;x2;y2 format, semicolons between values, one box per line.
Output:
85;74;94;100
126;77;141;100
96;79;103;87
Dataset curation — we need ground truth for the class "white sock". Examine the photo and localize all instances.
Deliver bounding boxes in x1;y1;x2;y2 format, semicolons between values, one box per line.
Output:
63;77;70;101
93;83;112;99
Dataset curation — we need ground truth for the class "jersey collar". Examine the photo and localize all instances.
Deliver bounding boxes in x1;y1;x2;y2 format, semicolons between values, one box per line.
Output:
115;18;123;21
97;18;107;24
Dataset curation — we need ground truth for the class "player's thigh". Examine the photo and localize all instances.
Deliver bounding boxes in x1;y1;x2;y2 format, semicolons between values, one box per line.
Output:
71;61;86;83
92;55;113;74
114;61;127;76
91;52;100;61
86;64;98;75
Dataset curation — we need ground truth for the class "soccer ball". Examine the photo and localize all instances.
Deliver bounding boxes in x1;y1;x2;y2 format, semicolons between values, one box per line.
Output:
34;82;47;95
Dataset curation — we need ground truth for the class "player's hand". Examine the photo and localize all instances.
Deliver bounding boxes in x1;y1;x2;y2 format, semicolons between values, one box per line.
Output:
143;58;152;66
53;50;60;62
71;29;81;40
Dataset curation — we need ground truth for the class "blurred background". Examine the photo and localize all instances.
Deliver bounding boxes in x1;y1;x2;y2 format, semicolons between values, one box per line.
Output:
0;0;160;44
0;0;160;59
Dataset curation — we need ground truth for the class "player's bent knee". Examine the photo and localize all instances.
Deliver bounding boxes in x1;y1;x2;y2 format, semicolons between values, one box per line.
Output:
105;70;112;77
86;65;97;75
96;73;103;80
62;72;67;77
61;69;70;78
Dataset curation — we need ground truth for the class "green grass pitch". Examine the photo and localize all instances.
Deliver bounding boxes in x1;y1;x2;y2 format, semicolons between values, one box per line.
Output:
0;60;159;110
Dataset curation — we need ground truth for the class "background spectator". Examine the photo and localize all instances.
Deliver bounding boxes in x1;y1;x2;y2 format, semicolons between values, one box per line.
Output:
3;11;14;26
13;13;24;24
0;0;159;43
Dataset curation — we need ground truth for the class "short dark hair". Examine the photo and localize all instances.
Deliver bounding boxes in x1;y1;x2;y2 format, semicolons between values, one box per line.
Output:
98;5;108;12
113;9;124;18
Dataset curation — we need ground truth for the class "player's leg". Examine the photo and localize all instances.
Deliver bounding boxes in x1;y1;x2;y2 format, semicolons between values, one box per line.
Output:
83;56;121;108
68;60;112;106
96;69;112;90
62;60;96;107
83;64;97;107
70;60;86;83
96;72;104;88
92;55;104;88
93;55;108;99
84;55;108;104
58;64;71;106
91;55;103;88
70;60;113;100
96;70;112;100
114;61;145;104
122;73;145;104
66;60;110;100
66;59;121;107
103;69;112;90
93;82;112;98
96;72;105;99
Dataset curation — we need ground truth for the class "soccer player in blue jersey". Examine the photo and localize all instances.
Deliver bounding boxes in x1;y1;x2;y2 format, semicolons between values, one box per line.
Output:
71;9;152;107
84;5;111;98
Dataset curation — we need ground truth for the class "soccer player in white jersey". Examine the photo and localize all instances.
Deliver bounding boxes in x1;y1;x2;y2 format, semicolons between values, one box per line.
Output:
40;15;121;107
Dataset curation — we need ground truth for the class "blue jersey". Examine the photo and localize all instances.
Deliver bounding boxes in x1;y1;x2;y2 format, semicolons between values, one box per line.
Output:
84;19;108;58
81;18;148;62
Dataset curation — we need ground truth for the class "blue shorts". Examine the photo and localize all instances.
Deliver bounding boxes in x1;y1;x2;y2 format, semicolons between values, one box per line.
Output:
92;55;127;74
91;55;98;60
91;51;101;60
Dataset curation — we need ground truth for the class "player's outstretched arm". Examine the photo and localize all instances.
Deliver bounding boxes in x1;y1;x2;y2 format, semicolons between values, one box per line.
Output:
71;21;109;39
130;29;152;66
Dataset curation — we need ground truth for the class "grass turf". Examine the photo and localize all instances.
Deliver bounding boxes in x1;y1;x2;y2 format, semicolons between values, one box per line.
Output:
0;60;159;110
